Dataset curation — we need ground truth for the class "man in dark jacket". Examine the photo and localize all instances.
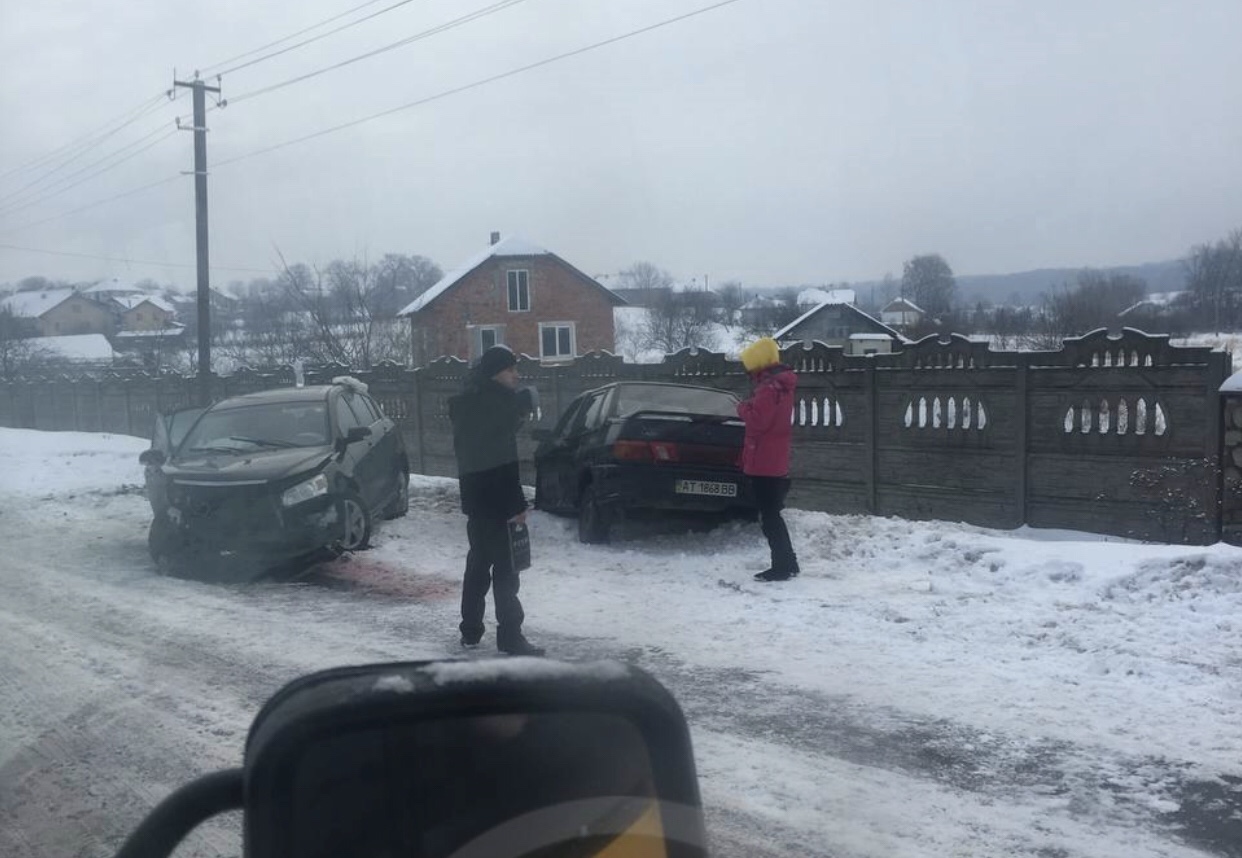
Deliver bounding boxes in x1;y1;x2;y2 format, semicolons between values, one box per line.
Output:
448;345;544;656
737;337;801;582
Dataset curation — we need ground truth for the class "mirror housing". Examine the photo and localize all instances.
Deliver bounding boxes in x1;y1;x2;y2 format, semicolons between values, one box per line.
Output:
244;659;706;858
139;448;167;466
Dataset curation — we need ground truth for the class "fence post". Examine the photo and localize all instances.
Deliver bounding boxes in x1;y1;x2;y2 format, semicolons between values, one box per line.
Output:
865;361;878;513
1209;350;1230;543
411;367;426;475
1015;353;1029;527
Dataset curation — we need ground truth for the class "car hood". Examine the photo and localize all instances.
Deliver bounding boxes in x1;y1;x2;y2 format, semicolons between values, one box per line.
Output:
166;446;334;484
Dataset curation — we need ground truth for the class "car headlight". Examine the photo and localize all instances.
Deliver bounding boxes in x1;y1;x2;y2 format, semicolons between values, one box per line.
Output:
282;474;329;507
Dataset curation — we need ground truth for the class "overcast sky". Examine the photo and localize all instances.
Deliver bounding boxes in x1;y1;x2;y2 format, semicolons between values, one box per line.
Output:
2;0;1241;291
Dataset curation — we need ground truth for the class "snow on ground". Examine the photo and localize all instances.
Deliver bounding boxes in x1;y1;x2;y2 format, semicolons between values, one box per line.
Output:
1;427;1240;858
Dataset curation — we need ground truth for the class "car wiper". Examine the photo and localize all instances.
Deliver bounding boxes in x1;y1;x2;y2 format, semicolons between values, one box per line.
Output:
185;445;245;455
226;436;298;449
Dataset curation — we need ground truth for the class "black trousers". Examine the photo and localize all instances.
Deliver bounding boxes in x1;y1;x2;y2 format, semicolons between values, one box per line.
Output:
460;517;525;642
752;476;799;575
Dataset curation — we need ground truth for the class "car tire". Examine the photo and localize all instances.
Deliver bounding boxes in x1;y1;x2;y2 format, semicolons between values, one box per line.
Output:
337;491;373;551
383;470;410;520
148;515;181;574
577;484;611;544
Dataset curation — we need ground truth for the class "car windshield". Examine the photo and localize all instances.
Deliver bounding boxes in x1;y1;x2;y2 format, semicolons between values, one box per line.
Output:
612;385;737;418
179;402;329;453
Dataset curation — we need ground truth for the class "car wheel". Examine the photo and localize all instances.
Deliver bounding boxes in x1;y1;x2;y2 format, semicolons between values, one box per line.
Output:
338;491;373;551
383;470;410;520
577;484;611;544
148;516;181;574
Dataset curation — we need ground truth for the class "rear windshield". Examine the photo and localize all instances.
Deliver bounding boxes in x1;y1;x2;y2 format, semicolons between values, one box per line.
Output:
612;385;737;418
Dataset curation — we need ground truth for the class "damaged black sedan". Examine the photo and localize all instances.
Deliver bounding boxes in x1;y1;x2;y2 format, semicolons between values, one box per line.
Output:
140;377;409;576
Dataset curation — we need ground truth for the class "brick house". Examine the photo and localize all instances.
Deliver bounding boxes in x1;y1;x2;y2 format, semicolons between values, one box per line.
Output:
399;233;625;366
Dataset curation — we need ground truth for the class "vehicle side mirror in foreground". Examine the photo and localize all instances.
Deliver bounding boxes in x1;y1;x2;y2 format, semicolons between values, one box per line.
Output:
113;659;707;858
138;449;166;466
345;425;372;444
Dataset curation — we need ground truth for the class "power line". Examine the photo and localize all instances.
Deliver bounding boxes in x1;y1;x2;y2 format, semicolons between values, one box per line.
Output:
216;0;748;170
224;0;529;107
0;242;275;274
211;0;426;79
0;92;170;185
0;174;186;236
0;124;180;216
0;96;175;206
198;0;391;77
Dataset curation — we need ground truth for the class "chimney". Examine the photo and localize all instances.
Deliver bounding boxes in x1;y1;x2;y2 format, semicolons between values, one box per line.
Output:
490;231;501;246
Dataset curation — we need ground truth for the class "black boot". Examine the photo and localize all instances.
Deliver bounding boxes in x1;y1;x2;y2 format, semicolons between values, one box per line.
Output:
498;634;545;656
754;567;795;582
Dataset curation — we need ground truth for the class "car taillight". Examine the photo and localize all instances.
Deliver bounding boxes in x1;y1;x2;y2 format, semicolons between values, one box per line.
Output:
612;440;654;462
612;440;683;463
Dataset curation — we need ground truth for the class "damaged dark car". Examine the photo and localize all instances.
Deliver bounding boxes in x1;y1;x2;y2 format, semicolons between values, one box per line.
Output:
140;377;409;576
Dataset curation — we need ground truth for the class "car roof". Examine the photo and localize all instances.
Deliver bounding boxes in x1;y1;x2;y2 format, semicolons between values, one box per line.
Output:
582;381;735;397
210;385;335;410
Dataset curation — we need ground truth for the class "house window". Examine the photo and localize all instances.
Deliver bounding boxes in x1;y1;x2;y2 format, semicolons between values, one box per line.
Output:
507;270;530;312
540;322;575;360
136;312;144;321
468;325;506;360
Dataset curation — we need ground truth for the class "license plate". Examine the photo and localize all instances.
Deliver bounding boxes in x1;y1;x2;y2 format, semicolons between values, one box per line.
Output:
675;479;737;498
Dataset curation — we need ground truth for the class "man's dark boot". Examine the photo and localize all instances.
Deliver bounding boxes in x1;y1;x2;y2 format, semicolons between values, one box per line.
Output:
754;567;794;582
498;633;545;656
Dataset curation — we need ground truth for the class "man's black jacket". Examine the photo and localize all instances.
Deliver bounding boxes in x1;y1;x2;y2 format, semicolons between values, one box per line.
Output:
448;375;528;520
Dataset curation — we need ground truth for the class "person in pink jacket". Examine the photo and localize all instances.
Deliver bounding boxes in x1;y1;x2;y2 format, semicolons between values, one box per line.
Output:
737;337;801;582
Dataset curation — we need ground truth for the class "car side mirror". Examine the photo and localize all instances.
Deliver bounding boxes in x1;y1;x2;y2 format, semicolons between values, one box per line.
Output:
343;426;372;445
112;660;707;858
139;448;166;466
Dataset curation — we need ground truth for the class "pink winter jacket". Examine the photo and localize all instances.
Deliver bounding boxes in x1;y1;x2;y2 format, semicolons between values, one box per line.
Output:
736;365;797;477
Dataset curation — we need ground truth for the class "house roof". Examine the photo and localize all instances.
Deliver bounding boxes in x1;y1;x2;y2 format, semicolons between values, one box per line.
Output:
28;333;115;361
774;301;904;342
1;288;78;318
398;235;624;315
83;277;142;295
798;287;855;307
114;324;186;339
115;295;176;314
740;295;782;311
882;297;925;314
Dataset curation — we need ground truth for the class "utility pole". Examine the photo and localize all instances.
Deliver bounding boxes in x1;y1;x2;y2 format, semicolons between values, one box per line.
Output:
174;75;221;406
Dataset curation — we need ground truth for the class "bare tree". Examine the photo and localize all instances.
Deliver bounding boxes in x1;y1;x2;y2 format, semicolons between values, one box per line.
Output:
716;280;746;323
640;290;715;353
0;306;50;380
1185;228;1242;334
901;254;957;319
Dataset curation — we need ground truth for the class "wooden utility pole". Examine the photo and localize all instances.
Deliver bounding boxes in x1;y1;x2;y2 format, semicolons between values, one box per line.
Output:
174;76;220;406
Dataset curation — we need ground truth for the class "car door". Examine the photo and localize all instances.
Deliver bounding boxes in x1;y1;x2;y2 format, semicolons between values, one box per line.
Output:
356;392;401;505
332;392;378;506
535;397;587;512
557;391;610;507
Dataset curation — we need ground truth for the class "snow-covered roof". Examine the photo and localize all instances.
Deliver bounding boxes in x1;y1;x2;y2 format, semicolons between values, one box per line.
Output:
398;235;553;315
798;288;855;307
115;295;176;314
83;277;142;295
774;301;904;342
849;332;890;340
28;334;115;361
740;295;782;310
882;297;925;314
1;288;78;318
114;324;186;339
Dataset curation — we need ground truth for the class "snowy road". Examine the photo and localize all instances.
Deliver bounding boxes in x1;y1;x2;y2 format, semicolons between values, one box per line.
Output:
1;429;1240;857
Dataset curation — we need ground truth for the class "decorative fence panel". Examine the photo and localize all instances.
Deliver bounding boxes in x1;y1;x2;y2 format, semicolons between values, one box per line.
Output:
0;329;1231;545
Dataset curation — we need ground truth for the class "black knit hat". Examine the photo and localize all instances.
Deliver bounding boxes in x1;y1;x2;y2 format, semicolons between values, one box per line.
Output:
474;345;518;379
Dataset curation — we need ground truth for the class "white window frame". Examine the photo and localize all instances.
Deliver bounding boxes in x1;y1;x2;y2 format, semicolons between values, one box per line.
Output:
506;270;530;312
539;321;576;360
467;324;506;360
